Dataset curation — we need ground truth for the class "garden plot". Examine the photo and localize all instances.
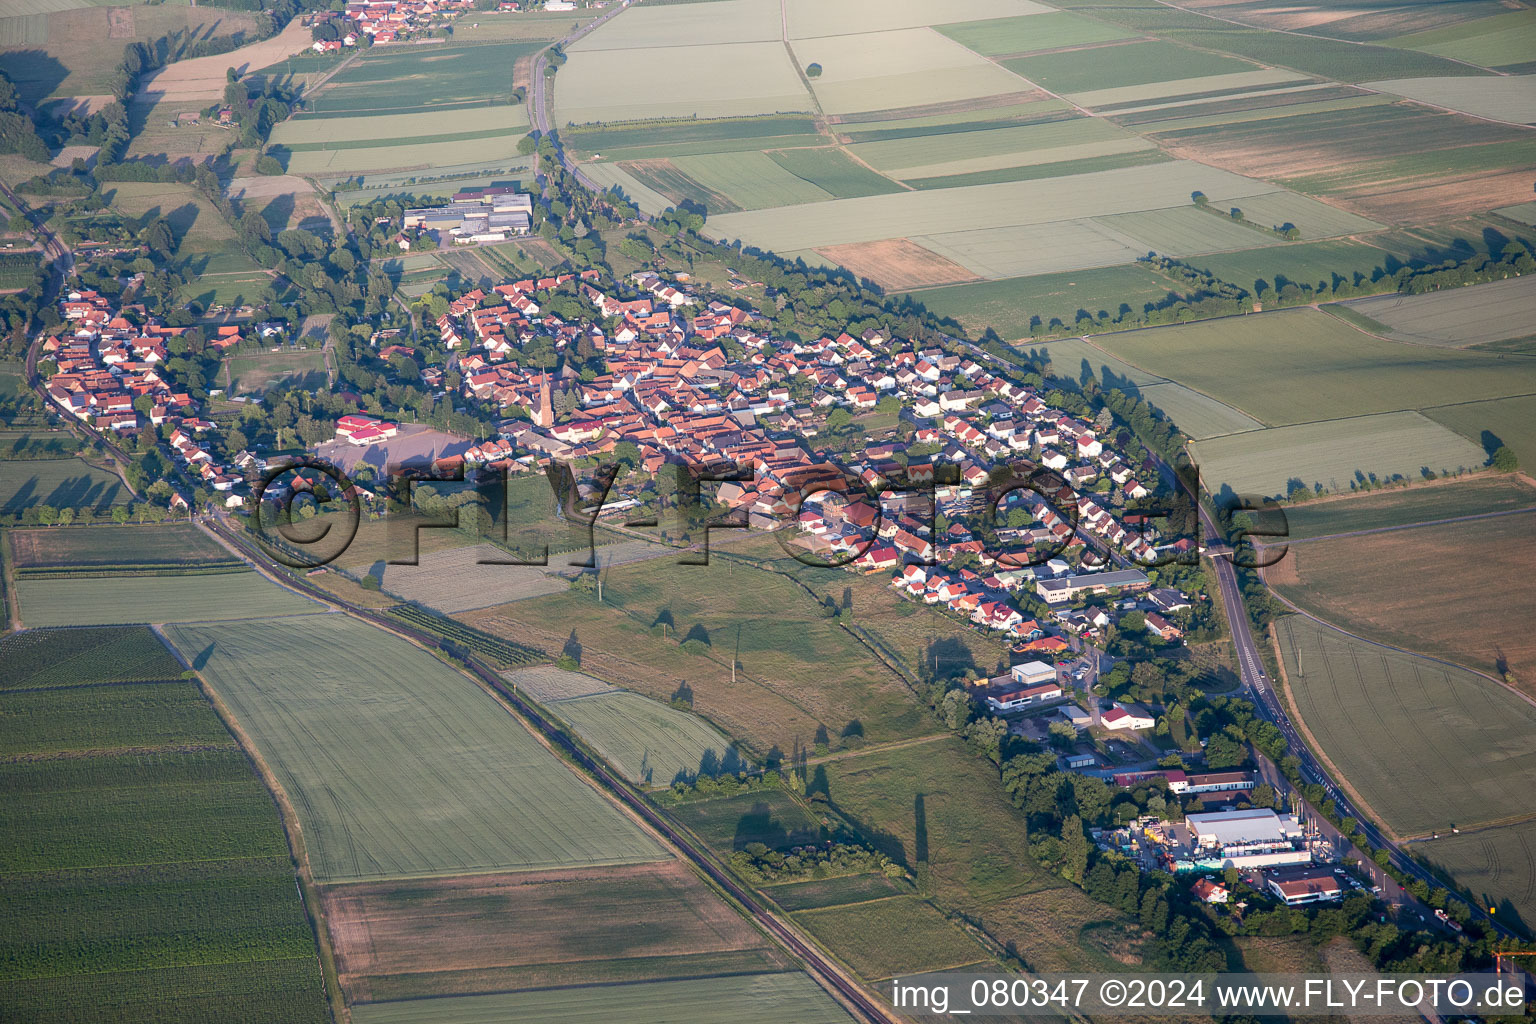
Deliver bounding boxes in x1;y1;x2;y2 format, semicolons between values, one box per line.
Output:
1189;412;1485;497
784;0;1051;39
1342;276;1536;348
704;159;1276;252
791;29;1035;115
569;0;780;49
1366;76;1536;125
555;43;810;125
374;543;569;613
163;614;668;883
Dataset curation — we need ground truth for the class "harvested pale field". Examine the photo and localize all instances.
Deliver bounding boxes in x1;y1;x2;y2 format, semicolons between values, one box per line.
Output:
285;136;523;175
814;238;980;290
1416;823;1536;932
271;105;528;146
911;220;1147;279
374;543;568;613
849;116;1147;176
16;572;322;627
703;159;1278;251
794;897;991;981
350;973;855;1024
1273;615;1536;838
550;690;739;787
791;29;1035;116
134;21;314;105
784;0;1051;39
321;862;784;1003
555;43;810;125
504;665;616;703
568;0;779;50
1136;382;1264;439
669;152;833;211
163;614;668;882
579;161;673;215
1367;76;1536;125
1275;511;1536;696
1089;308;1536;426
1068;69;1311;109
1342;276;1536;348
1189;411;1486;497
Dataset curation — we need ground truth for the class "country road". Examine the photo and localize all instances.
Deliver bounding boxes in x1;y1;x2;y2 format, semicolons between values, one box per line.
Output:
203;514;902;1024
529;2;632;198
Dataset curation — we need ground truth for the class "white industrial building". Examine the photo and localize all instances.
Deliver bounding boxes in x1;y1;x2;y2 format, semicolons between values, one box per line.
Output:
1185;808;1310;869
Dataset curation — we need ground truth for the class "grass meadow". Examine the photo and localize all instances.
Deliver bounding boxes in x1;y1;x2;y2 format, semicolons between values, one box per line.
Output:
321;861;787;1003
225;347;328;395
1273;615;1536;838
547;690;739;788
1281;475;1536;539
16;571;322;626
794;896;991;980
1189;412;1486;497
164;614;667;882
667;789;828;855
1274;511;1536;696
1089;308;1536;427
0;457;127;514
764;872;908;911
350;973;855;1024
0;630;326;1024
967;886;1148;973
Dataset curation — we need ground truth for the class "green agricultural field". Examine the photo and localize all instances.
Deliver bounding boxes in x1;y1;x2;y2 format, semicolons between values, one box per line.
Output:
1110;86;1382;128
548;690;739;788
0;628;326;1024
939;11;1137;56
669;152;835;211
1068;69;1310;110
794;897;991;980
1387;9;1536;69
16;571;322;627
1218;192;1384;237
851;117;1153;180
1097;206;1282;254
0;625;184;690
566;116;821;160
820;737;1064;907
909;263;1180;339
1427;395;1536;475
285;136;523;175
577;162;675;215
0;250;40;289
703;159;1276;252
667;789;828;855
1002;40;1257;96
1415;823;1536;932
7;522;236;568
1366;76;1536;126
1281;475;1536;540
1028;336;1164;387
792;29;1034;115
765;147;902;198
1088;308;1536;427
1135;382;1264;439
556;43;810;125
1495;201;1536;228
1273;615;1536;837
0;457;127;514
1190;411;1485;497
911;219;1145;280
1341;277;1536;348
350;973;854;1024
785;0;1049;38
896;146;1164;188
164;614;668;882
765;872;908;911
225;347;327;395
1191;239;1408;296
305;41;541;114
837;99;1071;141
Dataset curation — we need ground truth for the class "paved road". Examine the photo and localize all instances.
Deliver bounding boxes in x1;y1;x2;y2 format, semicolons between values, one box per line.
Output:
205;515;901;1024
529;2;633;198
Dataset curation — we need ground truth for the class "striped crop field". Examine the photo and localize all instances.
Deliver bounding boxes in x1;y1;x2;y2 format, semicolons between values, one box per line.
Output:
163;614;668;882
